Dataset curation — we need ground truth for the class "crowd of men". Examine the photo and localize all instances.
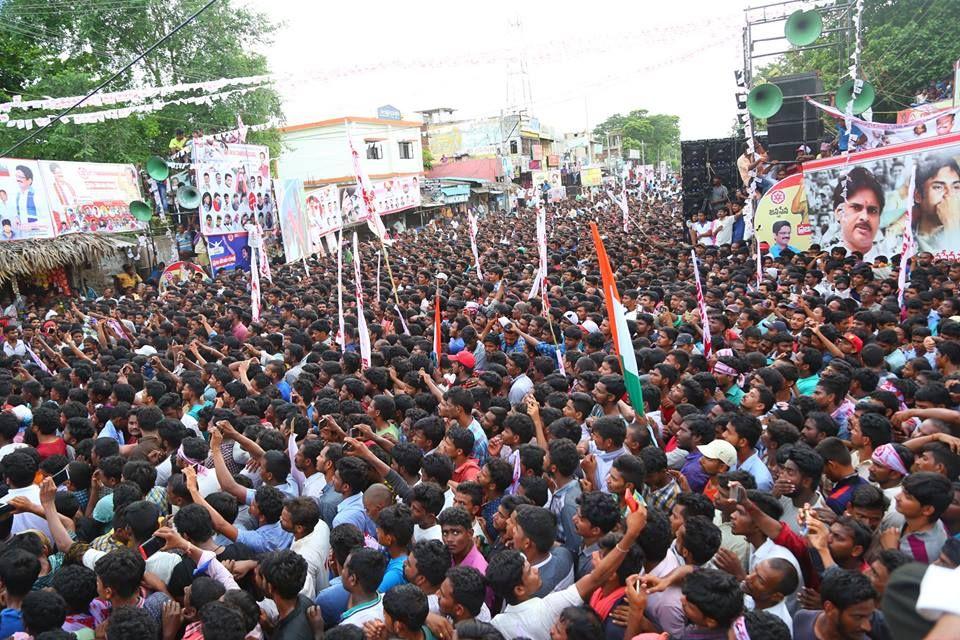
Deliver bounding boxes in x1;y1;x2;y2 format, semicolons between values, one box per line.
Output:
0;174;957;640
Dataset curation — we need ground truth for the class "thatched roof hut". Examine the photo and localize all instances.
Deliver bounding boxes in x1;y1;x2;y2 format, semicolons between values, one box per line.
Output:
0;234;135;283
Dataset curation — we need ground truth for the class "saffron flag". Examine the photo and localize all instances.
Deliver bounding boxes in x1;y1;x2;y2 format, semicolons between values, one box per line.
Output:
691;250;712;358
352;232;371;370
590;222;644;416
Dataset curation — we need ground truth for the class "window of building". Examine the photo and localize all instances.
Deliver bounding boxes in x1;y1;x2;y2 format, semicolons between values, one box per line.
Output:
509;140;519;154
366;143;383;160
398;141;414;159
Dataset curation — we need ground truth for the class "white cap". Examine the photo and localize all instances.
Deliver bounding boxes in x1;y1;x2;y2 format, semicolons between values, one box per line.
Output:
135;345;158;357
563;311;579;325
582;319;600;334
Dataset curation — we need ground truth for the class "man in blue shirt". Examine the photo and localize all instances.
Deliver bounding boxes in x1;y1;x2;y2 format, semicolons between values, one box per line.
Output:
315;523;365;628
186;468;293;553
331;457;377;538
720;414;773;492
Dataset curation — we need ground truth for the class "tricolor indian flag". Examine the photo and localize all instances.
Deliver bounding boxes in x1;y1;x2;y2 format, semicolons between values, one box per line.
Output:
590;222;645;416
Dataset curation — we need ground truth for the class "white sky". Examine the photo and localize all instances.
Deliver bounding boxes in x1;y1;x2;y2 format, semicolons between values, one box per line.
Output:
245;0;784;140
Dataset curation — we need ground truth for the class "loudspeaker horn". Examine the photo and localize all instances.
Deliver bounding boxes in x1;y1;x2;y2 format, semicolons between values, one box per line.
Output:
146;156;170;181
836;80;876;115
177;186;201;210
747;83;784;119
129;200;154;222
785;10;823;47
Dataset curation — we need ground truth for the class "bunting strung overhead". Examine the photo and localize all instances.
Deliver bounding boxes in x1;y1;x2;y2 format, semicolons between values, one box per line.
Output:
0;74;272;113
1;86;266;130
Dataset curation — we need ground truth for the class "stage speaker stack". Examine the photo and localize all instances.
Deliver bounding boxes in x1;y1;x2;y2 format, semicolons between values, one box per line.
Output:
765;72;824;162
681;137;744;219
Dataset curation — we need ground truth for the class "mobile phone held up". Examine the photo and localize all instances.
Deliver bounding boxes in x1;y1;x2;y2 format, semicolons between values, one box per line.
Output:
51;465;70;486
139;536;165;560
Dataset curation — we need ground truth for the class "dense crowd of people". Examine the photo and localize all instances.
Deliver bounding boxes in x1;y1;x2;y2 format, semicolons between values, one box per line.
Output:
0;175;957;640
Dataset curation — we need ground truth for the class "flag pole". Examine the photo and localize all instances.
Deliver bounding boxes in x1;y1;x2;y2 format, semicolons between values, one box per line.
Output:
379;238;403;310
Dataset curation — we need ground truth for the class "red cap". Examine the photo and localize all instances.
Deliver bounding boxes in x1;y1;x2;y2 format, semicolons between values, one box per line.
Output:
449;350;476;369
843;333;863;353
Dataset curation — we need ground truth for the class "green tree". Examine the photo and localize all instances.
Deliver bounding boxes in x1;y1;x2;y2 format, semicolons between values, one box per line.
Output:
758;0;960;123
593;109;681;167
0;0;283;162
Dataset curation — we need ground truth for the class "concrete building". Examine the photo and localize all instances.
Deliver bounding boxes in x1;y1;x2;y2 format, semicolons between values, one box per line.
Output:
278;116;424;188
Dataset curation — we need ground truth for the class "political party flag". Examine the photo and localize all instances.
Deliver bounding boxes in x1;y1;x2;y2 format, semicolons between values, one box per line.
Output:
590;222;644;416
352;232;371;370
691;250;712;358
527;207;548;300
336;230;345;348
348;136;387;239
897;165;918;319
250;246;262;323
432;280;442;364
376;251;381;303
467;210;483;281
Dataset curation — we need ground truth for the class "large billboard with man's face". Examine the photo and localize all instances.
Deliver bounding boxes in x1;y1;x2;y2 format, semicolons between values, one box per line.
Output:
800;132;960;261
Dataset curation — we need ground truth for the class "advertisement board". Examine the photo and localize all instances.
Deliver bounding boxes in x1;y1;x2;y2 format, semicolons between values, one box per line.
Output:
193;143;274;236
580;167;602;187
276;178;309;264
753;173;812;257
40;161;145;236
305;184;341;255
801;132;960;260
0;160;52;240
207;232;252;275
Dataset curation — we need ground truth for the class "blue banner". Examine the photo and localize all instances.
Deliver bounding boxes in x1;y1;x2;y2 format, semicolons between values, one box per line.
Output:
206;232;251;275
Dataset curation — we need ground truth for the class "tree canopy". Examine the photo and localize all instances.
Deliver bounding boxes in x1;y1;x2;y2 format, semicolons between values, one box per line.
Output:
758;0;960;124
593;109;680;167
0;0;283;162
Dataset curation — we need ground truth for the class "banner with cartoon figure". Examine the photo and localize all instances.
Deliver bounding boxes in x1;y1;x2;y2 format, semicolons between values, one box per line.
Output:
801;132;960;261
754;173;812;257
39;161;146;236
207;232;252;275
193;143;274;236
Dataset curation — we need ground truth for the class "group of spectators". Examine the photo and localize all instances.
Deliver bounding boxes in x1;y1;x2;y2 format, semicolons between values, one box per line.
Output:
0;174;956;640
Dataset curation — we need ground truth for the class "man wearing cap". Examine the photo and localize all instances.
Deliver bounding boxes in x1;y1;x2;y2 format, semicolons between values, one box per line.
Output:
696;438;737;502
448;350;476;387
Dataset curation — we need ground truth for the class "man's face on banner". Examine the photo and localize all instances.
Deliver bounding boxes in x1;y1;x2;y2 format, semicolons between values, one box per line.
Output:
918;165;960;214
837;187;881;253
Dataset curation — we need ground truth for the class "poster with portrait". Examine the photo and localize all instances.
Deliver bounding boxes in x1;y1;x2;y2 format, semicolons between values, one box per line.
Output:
0;159;54;241
754;173;813;257
38;161;146;236
193;143;274;236
801;132;960;261
304;184;342;254
810;98;960;151
276;178;309;264
206;232;252;275
338;175;421;229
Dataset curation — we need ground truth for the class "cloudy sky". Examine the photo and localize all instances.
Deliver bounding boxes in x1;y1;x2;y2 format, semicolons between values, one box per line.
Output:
247;0;795;140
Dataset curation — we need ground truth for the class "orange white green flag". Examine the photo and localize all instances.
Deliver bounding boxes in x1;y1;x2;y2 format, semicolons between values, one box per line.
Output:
590;221;644;416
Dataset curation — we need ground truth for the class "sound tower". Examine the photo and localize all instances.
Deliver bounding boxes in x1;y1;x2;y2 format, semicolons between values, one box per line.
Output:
766;72;824;162
681;137;744;219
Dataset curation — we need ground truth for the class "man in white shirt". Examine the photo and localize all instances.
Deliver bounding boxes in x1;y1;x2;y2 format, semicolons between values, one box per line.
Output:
0;451;52;541
2;325;26;358
488;503;647;640
284;497;331;598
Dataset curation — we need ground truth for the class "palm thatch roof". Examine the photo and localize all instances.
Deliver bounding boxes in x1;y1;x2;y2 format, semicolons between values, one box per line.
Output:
0;234;135;283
